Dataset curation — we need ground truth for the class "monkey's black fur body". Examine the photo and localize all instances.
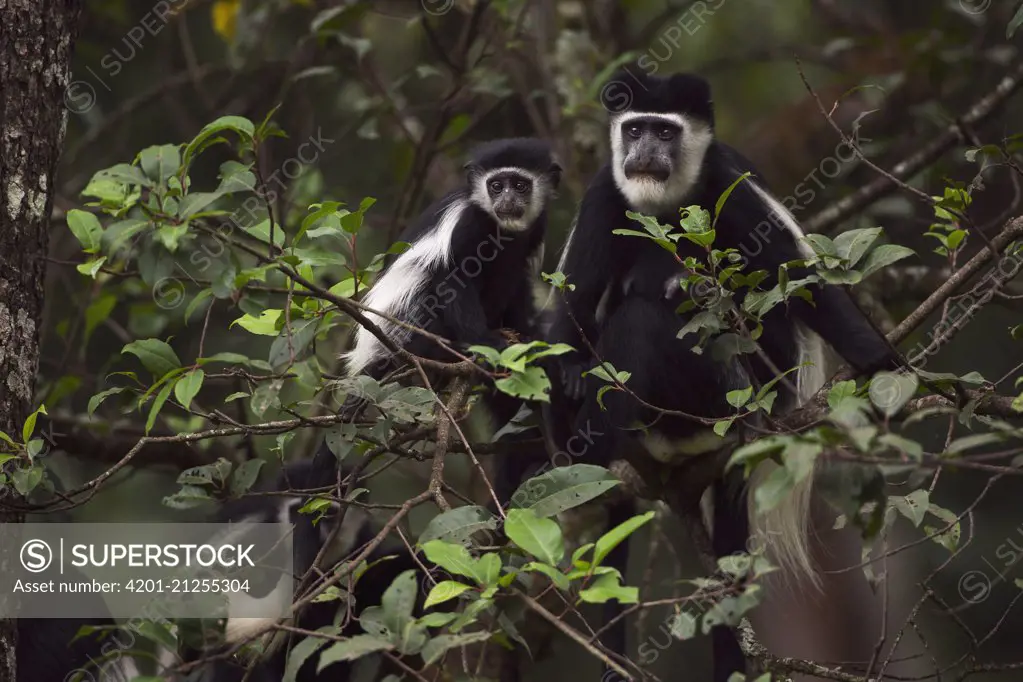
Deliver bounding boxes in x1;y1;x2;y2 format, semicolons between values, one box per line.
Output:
541;68;902;682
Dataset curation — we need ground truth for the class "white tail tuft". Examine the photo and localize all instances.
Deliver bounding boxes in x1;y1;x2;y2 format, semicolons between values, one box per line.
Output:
747;324;830;587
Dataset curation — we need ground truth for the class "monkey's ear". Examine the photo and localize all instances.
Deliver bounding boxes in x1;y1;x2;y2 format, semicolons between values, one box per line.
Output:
464;163;483;184
548;162;563;190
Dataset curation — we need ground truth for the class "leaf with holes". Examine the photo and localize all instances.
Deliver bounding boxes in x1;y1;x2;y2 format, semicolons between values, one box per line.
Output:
419;506;498;546
892;489;929;527
495;366;551;402
578;572;638;605
510;464;620;518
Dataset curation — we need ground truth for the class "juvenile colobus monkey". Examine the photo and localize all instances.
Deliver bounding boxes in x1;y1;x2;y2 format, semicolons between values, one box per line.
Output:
344;137;560;381
546;68;902;678
338;138;561;505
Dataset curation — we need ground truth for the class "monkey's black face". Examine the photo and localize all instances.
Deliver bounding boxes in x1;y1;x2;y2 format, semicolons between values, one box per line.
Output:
486;171;533;221
620;118;681;182
610;111;712;214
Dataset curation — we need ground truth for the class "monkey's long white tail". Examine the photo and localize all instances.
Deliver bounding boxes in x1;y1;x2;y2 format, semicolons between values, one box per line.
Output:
746;323;829;586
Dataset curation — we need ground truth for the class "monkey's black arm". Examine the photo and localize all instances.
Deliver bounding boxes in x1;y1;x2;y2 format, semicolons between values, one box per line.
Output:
502;274;538;338
790;284;902;375
548;166;624;355
710;155;903;378
442;279;506;350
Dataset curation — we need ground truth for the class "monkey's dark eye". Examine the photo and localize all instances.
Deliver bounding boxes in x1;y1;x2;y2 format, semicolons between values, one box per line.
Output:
489;180;503;193
625;124;642;139
513;180;530;193
657;127;677;141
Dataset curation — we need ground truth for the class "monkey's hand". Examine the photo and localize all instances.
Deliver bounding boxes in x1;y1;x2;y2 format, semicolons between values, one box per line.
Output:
557;356;590;401
499;328;522;345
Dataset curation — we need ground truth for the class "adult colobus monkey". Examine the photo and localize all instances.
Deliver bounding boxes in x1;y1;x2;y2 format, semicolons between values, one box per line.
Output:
545;68;902;678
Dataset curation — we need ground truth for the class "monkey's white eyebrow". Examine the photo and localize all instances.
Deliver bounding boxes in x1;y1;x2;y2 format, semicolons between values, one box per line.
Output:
479;168;543;185
612;112;688;128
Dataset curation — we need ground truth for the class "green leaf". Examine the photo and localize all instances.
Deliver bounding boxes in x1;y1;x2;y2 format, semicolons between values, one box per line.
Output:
66;209;104;254
420;541;487;585
138;144;181;184
467;344;502;367
892;490;929;527
592;511;655;568
174;369;205;410
833;227;881;267
1008;4;1023;38
162;484;214;510
877;433;924;460
242;218;286;248
945;432;1005;455
495;366;552;402
145;381;175;434
21;405;47;444
726;436;785;472
504;508;565;565
423;581;472;609
183;116;255;168
231;309;283;336
828;380;859;409
76;256;107;278
670;611;698;640
419;612;459;628
316;634;393;672
419;506;499;546
281;628;332;682
510;464;620;517
84;294;117;341
868;371;918;417
380;570;418;632
122;339;182;378
713;418;734;437
230;459;264;496
522;562;570;590
752;464;794;513
726;386;753;408
803;233;838;258
713;171;752;228
420;631;492;667
11;466;44;496
859;244;915;279
577;572;638;605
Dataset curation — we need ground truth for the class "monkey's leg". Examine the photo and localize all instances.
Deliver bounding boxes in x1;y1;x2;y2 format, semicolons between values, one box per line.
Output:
568;295;694;467
711;470;751;682
481;390;546;511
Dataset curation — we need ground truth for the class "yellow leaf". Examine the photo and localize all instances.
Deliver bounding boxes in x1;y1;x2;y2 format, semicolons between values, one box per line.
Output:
211;0;241;42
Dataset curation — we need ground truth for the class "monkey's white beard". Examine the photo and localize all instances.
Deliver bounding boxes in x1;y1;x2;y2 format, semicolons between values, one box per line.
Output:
615;176;689;215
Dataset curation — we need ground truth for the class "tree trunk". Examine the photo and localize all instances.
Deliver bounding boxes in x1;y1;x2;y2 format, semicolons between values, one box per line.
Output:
0;0;82;678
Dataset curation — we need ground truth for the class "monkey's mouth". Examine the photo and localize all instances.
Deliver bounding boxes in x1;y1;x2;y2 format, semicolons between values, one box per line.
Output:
624;167;671;182
495;207;526;220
